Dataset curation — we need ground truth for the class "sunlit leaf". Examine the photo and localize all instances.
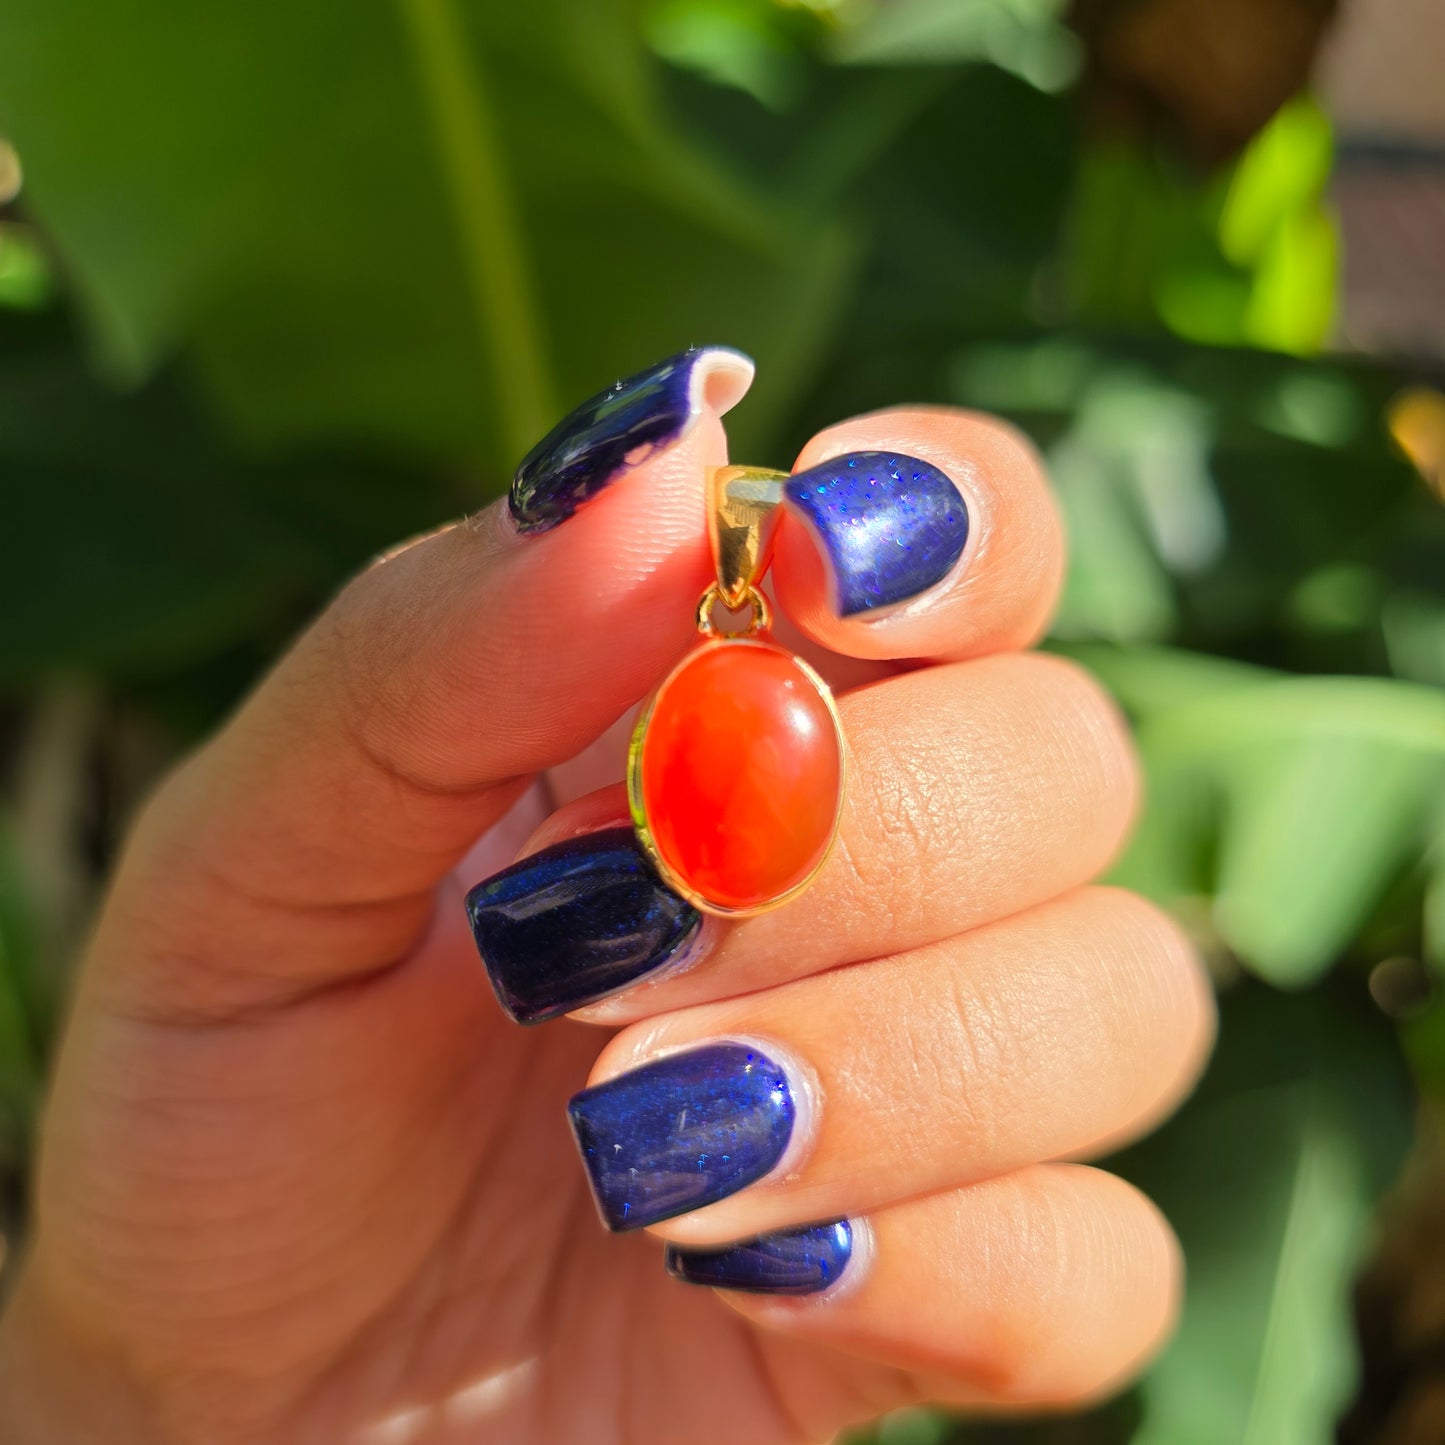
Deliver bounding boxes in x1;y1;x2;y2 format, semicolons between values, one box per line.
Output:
644;0;815;109
1068;646;1445;986
1212;736;1439;987
1049;437;1177;641
1218;97;1333;267
1067;97;1337;356
1048;375;1221;640
833;0;1081;92
1245;203;1337;355
0;225;51;310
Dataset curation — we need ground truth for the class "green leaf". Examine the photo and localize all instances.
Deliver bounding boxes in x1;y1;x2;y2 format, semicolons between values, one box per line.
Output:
644;0;817;110
1120;986;1412;1445
1218;97;1333;268
1212;736;1438;987
1153;260;1254;350
1382;589;1445;690
1066;97;1338;355
832;0;1082;93
1157;678;1445;984
1069;648;1445;985
1047;374;1219;642
0;0;852;472
0;314;441;686
1055;642;1272;716
1244;203;1337;356
1254;368;1363;447
0;223;52;310
392;0;557;456
1049;434;1178;642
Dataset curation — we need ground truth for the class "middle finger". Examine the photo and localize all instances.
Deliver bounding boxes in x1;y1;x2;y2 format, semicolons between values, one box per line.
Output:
481;648;1136;1025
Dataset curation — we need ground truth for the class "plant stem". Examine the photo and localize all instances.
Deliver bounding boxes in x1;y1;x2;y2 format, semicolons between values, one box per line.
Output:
394;0;557;463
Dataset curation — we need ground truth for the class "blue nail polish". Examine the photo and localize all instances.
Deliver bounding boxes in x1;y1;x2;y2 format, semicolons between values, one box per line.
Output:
465;828;702;1025
568;1044;795;1232
510;346;751;534
666;1219;853;1296
784;451;969;616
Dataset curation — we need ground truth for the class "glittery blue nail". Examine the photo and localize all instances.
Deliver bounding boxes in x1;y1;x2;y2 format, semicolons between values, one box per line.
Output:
510;346;752;534
666;1219;854;1296
568;1044;795;1232
465;828;702;1026
784;451;969;616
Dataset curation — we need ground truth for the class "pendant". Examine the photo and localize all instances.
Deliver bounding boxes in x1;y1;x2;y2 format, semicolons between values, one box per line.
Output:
628;465;846;916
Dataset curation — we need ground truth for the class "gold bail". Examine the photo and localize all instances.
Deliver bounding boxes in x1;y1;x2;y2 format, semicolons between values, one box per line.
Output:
707;465;789;610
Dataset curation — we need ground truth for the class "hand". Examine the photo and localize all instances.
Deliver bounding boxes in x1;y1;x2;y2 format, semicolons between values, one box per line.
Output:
0;352;1213;1444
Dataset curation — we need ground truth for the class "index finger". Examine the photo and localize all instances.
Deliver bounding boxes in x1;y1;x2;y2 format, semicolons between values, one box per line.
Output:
92;348;753;1020
773;407;1064;661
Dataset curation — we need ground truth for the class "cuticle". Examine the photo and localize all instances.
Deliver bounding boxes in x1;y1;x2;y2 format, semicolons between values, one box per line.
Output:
642;909;721;987
713;1033;820;1185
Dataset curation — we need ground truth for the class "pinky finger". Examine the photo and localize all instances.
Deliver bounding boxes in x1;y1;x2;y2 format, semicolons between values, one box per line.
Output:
667;1165;1182;1413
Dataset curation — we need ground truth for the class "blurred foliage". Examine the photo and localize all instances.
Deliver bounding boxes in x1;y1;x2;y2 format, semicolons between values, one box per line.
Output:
1;0;1443;1440
1070;97;1338;353
0;821;42;1184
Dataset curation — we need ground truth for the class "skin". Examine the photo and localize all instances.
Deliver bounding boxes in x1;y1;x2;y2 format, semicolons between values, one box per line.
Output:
0;405;1214;1444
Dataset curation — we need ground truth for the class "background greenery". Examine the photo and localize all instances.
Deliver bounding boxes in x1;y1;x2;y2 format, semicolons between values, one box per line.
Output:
1;0;1443;1440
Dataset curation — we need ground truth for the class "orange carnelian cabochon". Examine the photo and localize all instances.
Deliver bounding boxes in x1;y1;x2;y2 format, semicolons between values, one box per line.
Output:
639;640;843;912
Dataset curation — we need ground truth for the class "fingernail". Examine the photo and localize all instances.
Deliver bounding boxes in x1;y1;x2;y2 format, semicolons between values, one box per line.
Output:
784;451;969;616
568;1043;795;1232
465;827;703;1026
510;345;754;534
666;1219;854;1296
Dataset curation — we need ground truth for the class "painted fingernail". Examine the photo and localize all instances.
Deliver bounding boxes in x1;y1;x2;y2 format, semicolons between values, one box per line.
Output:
666;1219;854;1296
465;827;703;1026
510;345;754;534
784;451;969;616
568;1043;795;1232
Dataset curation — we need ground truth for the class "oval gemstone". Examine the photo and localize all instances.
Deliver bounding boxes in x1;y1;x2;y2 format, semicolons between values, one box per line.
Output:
635;639;843;913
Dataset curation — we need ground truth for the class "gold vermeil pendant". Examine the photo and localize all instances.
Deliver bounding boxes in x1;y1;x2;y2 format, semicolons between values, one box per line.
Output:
628;466;846;916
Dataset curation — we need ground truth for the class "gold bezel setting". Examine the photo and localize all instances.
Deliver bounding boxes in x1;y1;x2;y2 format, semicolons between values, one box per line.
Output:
628;636;847;918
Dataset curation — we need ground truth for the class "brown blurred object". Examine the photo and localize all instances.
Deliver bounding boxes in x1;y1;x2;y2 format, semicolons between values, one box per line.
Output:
1319;0;1445;145
1070;0;1339;163
1327;10;1445;1441
1321;0;1445;361
1341;1115;1445;1445
1333;159;1445;360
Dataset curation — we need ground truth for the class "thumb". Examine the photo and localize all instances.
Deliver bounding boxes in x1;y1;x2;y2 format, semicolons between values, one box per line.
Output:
96;347;752;1019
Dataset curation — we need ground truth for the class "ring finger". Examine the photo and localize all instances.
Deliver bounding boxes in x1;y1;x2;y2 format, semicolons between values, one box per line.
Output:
564;886;1213;1244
